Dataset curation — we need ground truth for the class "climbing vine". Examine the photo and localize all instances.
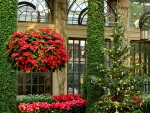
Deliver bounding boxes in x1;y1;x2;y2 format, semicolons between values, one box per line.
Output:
56;1;67;39
86;0;105;112
55;1;68;95
0;0;18;112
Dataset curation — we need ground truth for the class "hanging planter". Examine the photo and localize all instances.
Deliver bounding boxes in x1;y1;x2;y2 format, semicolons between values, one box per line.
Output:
5;28;70;72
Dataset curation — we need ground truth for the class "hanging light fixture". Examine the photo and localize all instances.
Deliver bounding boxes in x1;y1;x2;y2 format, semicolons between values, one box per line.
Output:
140;29;149;40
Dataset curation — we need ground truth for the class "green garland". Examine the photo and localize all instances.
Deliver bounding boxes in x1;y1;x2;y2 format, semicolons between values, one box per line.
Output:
86;0;105;112
0;0;18;112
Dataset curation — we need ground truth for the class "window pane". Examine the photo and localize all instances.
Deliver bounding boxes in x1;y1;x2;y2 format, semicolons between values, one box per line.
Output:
131;41;150;93
32;73;37;84
130;43;135;51
26;86;31;94
67;38;87;94
45;85;51;94
69;49;72;58
80;74;84;85
68;85;74;94
130;52;134;64
39;85;44;94
74;86;79;94
135;53;139;64
18;0;54;23
68;63;73;72
135;43;139;51
74;74;79;84
74;63;79;72
26;73;31;84
17;71;52;95
130;0;150;29
80;50;86;58
67;0;116;25
32;86;37;94
141;44;145;51
39;73;44;84
74;50;79;58
67;0;88;25
45;73;51;84
18;86;23;95
18;73;23;84
80;63;85;73
68;74;73;84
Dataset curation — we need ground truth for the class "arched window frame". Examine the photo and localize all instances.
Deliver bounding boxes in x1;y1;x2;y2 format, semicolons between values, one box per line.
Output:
130;0;150;29
18;0;54;23
67;0;117;26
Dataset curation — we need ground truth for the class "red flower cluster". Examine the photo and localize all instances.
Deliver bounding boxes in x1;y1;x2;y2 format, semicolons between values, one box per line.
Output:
131;95;145;107
18;94;87;112
52;94;82;102
5;28;70;72
107;95;145;107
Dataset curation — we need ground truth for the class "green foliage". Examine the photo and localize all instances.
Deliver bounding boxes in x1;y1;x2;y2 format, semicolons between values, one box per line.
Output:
89;4;149;113
86;0;105;112
38;106;86;113
18;106;86;113
0;0;18;112
141;95;150;112
82;73;87;100
17;94;86;113
16;94;56;106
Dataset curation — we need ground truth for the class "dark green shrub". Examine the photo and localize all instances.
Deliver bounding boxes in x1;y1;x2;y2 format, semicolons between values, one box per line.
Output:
86;0;104;112
16;94;55;105
140;96;150;113
17;94;56;113
0;0;18;112
70;106;86;113
38;106;86;113
82;73;87;99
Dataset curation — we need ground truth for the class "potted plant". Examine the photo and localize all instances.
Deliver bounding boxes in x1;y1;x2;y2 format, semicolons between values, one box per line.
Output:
5;28;70;72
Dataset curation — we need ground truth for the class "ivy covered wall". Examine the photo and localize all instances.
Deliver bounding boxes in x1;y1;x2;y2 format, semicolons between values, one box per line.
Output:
0;0;18;112
86;0;105;112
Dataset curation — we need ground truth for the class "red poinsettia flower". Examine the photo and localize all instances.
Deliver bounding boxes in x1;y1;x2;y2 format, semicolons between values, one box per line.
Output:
5;28;70;72
18;94;87;112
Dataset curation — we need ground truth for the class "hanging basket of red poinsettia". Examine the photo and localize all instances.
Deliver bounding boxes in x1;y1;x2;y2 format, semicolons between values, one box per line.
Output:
5;28;70;72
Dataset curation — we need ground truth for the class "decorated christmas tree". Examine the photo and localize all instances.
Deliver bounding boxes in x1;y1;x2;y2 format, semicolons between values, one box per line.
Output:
90;5;148;113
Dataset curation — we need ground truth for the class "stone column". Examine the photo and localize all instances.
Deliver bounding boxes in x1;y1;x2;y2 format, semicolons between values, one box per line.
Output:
53;0;68;95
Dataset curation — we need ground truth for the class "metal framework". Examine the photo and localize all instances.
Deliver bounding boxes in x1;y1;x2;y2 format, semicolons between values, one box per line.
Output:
17;71;52;95
18;0;54;23
67;38;112;94
67;38;87;94
130;0;150;29
130;40;150;93
139;11;150;29
67;0;117;26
